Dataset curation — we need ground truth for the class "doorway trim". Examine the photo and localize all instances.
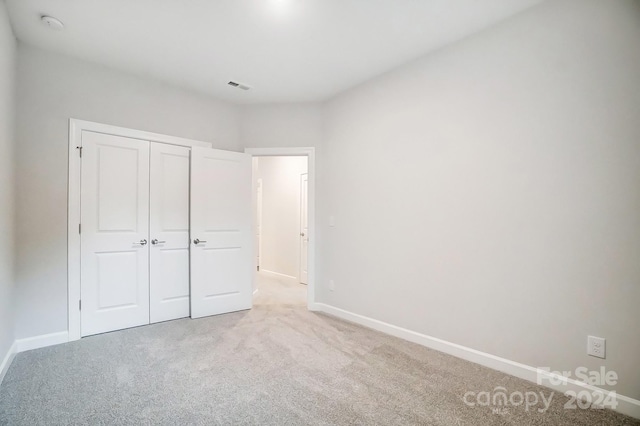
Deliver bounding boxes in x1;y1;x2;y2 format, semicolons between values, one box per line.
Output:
67;119;211;342
244;147;317;310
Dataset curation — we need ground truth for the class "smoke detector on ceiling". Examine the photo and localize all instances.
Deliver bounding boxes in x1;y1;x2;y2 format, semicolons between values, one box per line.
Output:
228;81;252;91
41;15;65;30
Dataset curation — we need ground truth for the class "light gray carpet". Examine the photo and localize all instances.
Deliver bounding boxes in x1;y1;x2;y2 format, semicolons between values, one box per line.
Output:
0;274;637;425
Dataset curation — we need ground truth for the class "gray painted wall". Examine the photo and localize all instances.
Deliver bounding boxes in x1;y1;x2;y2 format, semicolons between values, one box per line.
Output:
0;1;16;367
14;45;241;339
239;103;323;149
320;0;640;399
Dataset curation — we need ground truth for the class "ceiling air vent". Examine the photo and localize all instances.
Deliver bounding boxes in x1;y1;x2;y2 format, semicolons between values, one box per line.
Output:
228;81;252;91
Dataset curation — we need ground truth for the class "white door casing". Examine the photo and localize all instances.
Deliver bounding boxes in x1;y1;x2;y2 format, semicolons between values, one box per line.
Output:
80;131;150;337
190;147;253;318
149;143;191;323
299;173;309;284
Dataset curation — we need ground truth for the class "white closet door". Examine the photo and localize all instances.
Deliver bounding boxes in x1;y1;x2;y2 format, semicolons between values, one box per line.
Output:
190;147;253;318
80;131;150;337
149;143;191;323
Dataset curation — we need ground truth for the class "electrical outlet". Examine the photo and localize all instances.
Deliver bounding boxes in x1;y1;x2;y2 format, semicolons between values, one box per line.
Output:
329;279;335;292
587;336;606;359
329;216;335;227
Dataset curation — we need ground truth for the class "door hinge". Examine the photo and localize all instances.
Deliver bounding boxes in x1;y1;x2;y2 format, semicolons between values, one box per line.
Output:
79;223;81;234
76;146;83;158
79;300;82;310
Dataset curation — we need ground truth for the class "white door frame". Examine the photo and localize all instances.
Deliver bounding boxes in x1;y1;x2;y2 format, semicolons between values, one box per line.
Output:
245;147;317;310
67;119;211;342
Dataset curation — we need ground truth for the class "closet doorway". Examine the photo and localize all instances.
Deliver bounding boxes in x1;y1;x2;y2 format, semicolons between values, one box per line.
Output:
68;120;253;340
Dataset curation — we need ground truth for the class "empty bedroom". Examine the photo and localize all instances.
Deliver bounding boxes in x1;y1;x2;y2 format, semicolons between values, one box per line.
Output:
0;0;639;424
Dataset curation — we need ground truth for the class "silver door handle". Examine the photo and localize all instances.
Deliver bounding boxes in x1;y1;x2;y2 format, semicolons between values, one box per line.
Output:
133;239;147;246
151;239;166;245
194;239;207;245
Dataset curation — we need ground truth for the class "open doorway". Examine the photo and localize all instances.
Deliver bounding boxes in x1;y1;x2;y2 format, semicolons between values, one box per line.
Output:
252;156;308;306
246;147;315;310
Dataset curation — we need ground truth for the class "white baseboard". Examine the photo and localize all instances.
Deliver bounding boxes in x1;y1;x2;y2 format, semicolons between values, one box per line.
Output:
259;269;298;284
315;303;640;420
15;331;69;353
0;331;70;387
0;341;17;386
308;302;321;312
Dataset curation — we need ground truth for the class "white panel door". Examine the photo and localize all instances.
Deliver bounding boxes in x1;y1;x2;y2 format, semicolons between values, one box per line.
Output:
299;173;309;285
190;147;253;318
80;131;150;337
149;143;191;323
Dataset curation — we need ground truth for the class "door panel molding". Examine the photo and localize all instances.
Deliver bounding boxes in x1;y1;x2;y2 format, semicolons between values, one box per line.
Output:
68;119;212;342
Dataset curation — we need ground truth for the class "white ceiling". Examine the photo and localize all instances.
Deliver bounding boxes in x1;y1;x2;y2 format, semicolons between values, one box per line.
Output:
6;0;543;104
